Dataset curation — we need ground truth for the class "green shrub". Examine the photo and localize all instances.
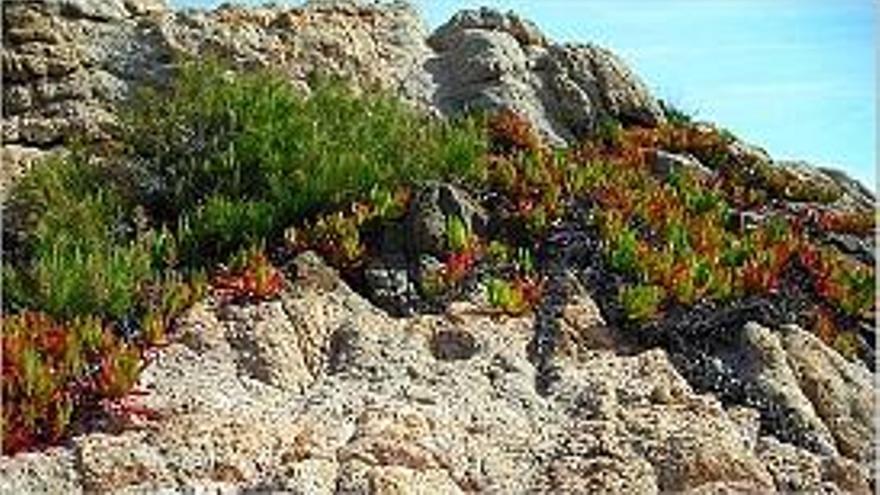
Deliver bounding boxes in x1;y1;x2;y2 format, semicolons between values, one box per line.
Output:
4;237;153;321
3;153;128;256
176;195;276;267
124;60;488;260
2;154;156;321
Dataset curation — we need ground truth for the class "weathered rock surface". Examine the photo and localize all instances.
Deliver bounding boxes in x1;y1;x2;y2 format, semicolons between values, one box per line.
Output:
725;322;839;456
776;160;876;213
779;324;876;467
757;436;872;495
1;253;872;493
425;8;665;144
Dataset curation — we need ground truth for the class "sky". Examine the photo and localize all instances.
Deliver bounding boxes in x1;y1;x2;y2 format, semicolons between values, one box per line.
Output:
172;0;876;190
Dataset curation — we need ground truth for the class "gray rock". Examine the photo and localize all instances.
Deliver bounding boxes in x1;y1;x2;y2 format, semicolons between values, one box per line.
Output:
772;159;876;213
778;325;876;467
818;166;876;212
652;149;715;182
407;181;487;257
775;160;844;198
545;43;665;129
426;15;666;144
549;349;775;493
719;322;838;456
0;144;52;199
57;0;131;22
428;7;548;51
0;448;82;495
364;254;417;315
726;406;762;452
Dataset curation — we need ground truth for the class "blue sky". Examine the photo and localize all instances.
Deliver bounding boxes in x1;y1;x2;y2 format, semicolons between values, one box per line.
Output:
172;0;876;190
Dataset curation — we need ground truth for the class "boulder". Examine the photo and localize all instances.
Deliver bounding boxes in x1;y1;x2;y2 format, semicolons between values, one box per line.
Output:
0;145;50;199
818;166;876;213
692;322;838;456
773;160;876;213
779;325;876;467
427;11;666;144
651;150;714;182
428;7;548;50
364;254;418;316
0;448;81;495
548;349;776;493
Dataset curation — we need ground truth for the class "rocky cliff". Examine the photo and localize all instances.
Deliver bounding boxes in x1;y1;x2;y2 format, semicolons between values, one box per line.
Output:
2;0;668;191
1;0;876;493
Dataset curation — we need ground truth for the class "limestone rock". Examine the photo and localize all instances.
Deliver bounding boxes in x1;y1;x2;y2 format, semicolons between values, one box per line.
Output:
725;406;762;452
0;447;82;495
775;160;876;213
550;350;775;493
429;7;548;51
700;322;839;456
0;145;51;199
818;166;876;212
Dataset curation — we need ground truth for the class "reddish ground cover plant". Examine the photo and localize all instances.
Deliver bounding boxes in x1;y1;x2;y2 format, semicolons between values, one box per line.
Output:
213;248;285;303
570;122;874;348
488;108;542;155
1;313;145;454
289;187;411;272
817;210;876;236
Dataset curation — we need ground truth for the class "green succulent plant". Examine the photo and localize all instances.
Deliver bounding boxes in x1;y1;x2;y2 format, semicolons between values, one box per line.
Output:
619;284;666;322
